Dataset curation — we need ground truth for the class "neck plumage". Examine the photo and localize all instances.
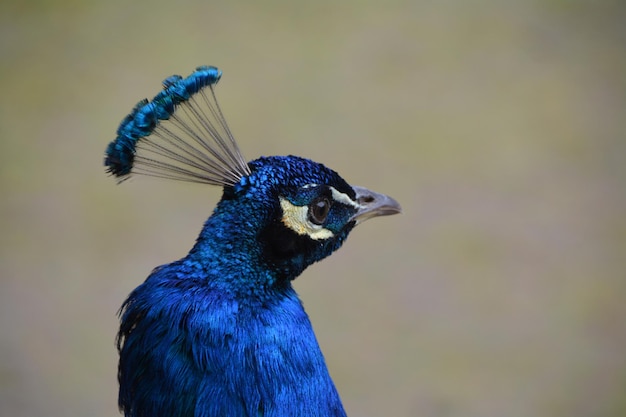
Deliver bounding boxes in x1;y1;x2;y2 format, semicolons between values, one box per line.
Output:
124;193;348;416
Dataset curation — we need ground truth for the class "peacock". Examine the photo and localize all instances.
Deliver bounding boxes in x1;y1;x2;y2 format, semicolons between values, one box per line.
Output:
104;66;401;417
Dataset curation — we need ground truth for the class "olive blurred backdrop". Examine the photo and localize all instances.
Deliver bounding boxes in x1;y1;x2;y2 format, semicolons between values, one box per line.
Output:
1;1;625;416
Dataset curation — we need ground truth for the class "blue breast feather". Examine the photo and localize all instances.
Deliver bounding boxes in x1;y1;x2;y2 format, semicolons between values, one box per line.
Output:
119;266;345;417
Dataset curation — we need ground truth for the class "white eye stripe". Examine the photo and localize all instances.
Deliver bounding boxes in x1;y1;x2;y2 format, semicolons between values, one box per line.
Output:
329;187;360;209
301;184;359;209
279;197;334;240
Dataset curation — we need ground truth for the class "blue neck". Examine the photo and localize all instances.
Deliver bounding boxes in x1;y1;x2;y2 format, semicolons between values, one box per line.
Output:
119;183;348;416
188;187;322;290
187;192;280;294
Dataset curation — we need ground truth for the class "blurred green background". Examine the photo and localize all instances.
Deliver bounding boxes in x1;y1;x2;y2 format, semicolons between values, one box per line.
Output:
1;1;625;416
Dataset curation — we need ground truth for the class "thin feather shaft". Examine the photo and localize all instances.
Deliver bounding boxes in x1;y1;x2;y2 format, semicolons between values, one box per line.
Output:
104;66;251;185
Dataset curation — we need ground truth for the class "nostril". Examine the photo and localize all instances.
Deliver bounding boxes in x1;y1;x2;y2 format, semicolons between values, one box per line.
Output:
358;195;375;204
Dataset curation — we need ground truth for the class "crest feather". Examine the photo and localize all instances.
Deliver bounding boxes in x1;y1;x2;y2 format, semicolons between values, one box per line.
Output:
104;66;251;185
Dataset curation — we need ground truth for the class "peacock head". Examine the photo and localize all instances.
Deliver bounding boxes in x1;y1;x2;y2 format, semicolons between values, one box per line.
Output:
216;155;400;278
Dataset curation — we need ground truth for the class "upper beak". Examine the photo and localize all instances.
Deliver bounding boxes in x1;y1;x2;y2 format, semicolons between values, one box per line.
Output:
350;186;402;225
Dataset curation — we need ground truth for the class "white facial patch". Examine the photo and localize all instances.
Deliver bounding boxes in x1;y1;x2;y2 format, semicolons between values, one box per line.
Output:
278;186;360;241
330;187;361;209
279;197;334;241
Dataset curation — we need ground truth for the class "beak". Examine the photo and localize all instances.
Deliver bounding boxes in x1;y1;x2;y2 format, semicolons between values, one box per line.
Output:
350;186;402;225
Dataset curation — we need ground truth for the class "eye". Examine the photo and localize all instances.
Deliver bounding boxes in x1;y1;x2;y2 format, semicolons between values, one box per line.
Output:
309;196;331;225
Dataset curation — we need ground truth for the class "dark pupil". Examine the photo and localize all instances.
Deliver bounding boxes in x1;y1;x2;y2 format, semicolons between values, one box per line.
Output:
309;197;330;225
